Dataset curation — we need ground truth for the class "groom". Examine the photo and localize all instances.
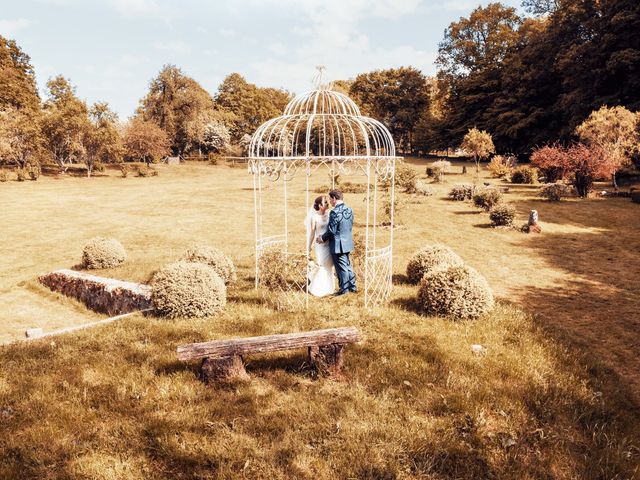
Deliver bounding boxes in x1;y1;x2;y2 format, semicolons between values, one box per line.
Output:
317;189;357;295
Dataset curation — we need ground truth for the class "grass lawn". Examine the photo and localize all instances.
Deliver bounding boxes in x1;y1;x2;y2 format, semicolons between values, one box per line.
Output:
0;161;639;479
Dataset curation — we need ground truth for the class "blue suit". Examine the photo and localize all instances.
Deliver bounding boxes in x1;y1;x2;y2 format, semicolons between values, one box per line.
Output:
321;202;356;292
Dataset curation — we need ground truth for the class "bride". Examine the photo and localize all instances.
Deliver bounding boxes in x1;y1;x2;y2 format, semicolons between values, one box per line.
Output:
305;195;335;297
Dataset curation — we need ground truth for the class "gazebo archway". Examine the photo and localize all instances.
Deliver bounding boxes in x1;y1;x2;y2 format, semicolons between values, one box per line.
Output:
248;69;400;309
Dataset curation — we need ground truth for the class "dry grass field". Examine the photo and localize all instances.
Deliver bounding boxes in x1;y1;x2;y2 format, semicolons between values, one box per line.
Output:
0;161;639;479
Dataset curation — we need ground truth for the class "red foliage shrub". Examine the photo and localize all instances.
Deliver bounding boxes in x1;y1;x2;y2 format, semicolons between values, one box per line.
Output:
531;143;617;197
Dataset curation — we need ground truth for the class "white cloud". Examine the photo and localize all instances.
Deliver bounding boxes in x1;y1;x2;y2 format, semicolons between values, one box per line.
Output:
268;42;287;56
152;41;192;54
0;18;32;36
219;27;236;37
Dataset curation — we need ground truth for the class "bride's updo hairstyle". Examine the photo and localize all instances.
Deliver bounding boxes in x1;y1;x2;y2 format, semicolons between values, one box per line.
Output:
313;195;328;211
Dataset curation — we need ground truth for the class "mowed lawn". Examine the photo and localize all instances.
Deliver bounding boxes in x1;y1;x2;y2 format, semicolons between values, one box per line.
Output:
0;161;639;479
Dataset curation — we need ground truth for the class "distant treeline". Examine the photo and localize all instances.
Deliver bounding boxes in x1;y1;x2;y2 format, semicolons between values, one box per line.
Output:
0;0;638;174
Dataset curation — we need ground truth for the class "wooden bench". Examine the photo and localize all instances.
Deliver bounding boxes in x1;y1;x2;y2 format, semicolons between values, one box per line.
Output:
177;327;360;383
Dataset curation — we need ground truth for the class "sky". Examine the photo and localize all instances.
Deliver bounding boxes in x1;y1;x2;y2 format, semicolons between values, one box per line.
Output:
2;0;521;119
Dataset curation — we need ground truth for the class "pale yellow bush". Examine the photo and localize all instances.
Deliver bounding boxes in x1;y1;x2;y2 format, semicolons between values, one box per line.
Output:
181;244;237;284
82;237;127;269
417;265;494;319
406;244;464;284
151;261;226;318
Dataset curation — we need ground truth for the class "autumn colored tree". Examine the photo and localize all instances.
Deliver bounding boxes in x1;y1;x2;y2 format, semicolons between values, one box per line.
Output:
461;128;495;173
84;102;123;177
138;65;216;155
566;143;618;197
575;105;639;188
215;73;290;141
123;117;170;165
530;143;571;182
41;76;90;173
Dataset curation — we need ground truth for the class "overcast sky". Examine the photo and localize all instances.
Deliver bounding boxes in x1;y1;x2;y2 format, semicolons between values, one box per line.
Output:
2;0;521;119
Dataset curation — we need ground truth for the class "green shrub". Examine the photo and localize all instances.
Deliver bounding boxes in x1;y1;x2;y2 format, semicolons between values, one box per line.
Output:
539;183;571;201
489;204;516;227
340;181;367;194
119;164;129;178
406;244;464;284
429;160;452;182
82;237;127;269
0;171;8;182
181;245;237;284
472;189;502;211
151;261;226;318
395;161;418;192
381;194;403;225
510;166;538;184
137;165;158;177
27;164;41;181
417;265;494;319
258;249;306;290
16;168;27;182
414;179;434;196
448;183;475;201
208;152;221;165
487;155;515;178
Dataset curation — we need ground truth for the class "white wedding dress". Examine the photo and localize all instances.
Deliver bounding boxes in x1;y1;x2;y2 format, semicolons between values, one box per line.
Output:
307;212;335;297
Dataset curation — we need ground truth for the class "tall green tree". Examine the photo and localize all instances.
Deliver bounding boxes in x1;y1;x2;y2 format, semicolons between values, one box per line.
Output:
350;67;429;153
215;73;290;141
138;65;217;155
41;76;90;173
0;36;40;112
84;102;123;177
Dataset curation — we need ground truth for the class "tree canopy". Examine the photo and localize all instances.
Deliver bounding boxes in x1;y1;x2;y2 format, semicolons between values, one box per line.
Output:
0;35;40;112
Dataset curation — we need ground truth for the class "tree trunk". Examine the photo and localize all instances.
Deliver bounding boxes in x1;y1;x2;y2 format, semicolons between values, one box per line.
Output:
612;172;618;190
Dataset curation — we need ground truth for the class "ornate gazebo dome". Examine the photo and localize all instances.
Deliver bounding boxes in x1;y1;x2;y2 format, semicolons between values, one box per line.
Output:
249;84;396;159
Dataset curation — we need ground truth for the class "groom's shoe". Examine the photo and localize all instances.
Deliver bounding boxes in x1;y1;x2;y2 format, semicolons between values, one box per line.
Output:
349;288;357;293
332;290;348;297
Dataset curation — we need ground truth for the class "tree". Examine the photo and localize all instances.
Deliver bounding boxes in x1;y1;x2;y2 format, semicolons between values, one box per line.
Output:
522;0;560;16
575;105;639;188
123;117;170;164
184;109;232;155
138;65;216;155
0;108;43;168
461;128;495;173
350;67;429;153
84;102;123;177
530;143;571;182
0;36;40;112
215;73;290;141
566;143;617;197
531;142;618;196
437;3;522;77
41;76;90;173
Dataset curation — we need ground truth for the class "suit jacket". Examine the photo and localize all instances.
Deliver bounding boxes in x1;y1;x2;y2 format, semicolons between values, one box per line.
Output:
321;202;354;254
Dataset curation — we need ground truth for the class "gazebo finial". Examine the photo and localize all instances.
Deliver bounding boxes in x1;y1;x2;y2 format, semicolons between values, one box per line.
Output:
312;65;327;89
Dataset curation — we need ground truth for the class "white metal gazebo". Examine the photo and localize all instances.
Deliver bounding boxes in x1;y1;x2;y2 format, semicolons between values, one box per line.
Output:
248;69;400;309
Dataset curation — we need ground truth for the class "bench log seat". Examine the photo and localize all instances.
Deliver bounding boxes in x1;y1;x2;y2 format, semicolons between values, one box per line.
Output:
177;327;361;383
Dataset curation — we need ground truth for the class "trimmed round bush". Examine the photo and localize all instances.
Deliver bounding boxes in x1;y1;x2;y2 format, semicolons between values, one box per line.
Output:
406;244;464;284
417;265;494;319
489;204;516;227
415;179;434;196
448;183;475;201
151;261;226;318
510;166;538;184
181;245;237;284
472;188;502;211
82;237;127;269
539;183;570;201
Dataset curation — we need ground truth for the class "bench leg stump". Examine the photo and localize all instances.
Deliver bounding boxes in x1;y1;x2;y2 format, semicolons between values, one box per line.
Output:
309;344;344;374
201;355;249;384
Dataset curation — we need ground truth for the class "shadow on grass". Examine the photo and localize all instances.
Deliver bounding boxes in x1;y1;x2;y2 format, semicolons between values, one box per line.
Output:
391;295;422;314
392;273;410;285
453;210;481;215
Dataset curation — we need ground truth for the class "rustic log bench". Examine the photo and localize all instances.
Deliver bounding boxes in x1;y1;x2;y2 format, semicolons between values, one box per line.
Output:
177;327;360;383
